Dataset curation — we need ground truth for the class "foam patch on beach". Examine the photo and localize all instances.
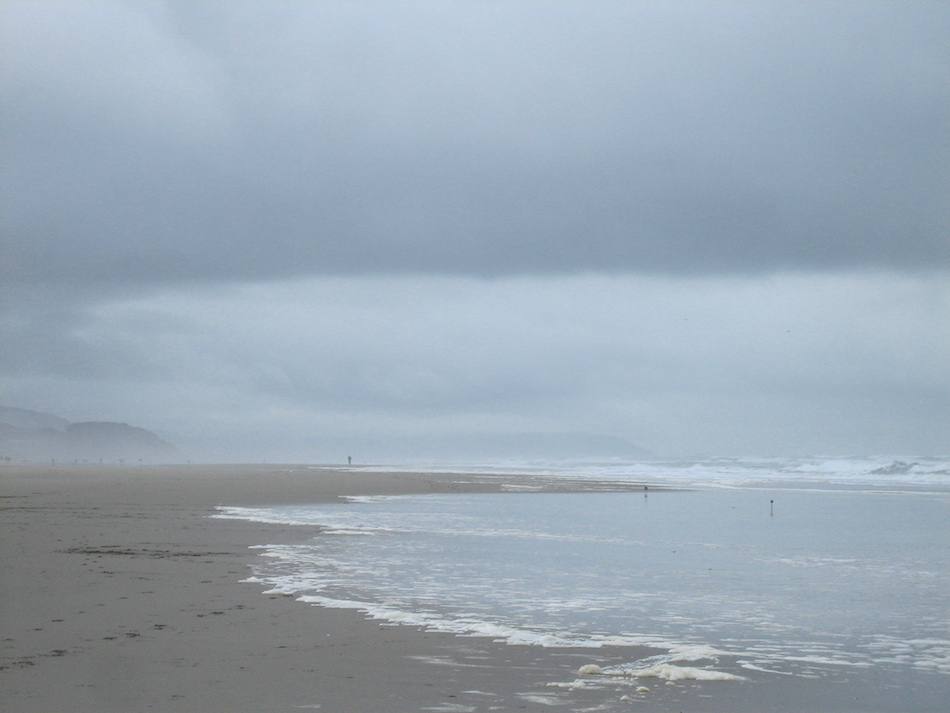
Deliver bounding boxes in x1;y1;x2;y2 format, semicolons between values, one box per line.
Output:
214;506;385;535
665;643;734;661
213;506;316;526
618;663;743;681
866;635;950;675
340;495;404;504
293;594;670;650
575;651;744;685
546;679;597;690
517;694;564;705
294;590;745;686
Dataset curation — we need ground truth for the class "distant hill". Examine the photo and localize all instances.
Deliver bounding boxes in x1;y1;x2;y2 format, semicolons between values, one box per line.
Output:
0;406;177;463
0;405;69;431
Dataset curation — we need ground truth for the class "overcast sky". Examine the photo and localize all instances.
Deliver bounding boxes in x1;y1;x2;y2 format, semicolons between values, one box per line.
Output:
2;1;948;461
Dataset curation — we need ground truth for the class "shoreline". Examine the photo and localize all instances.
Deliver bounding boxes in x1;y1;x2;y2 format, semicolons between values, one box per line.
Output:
0;464;878;712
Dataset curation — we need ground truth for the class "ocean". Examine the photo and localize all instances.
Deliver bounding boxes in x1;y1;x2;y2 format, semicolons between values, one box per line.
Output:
215;456;949;707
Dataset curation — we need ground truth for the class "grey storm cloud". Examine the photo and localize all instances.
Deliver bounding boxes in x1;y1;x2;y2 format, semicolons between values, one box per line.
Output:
2;2;949;460
3;1;948;295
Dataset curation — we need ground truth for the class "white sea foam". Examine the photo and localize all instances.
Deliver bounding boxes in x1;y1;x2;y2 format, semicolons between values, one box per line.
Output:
292;593;665;650
738;661;796;675
222;455;950;698
213;506;315;526
348;454;950;491
340;495;403;504
517;694;565;704
864;636;950;674
784;655;873;668
546;679;595;690
666;643;734;661
621;664;744;682
578;664;602;675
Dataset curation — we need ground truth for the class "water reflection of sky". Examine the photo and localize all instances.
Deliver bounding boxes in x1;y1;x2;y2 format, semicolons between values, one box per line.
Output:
223;485;950;681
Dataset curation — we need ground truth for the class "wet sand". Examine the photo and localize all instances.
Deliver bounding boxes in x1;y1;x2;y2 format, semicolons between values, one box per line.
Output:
1;464;864;712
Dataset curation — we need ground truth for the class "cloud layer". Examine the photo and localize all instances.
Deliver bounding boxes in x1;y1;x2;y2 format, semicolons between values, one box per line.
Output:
2;2;948;459
3;1;948;295
4;273;947;459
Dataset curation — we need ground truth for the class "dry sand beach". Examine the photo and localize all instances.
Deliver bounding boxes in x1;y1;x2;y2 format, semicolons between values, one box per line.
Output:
2;464;846;712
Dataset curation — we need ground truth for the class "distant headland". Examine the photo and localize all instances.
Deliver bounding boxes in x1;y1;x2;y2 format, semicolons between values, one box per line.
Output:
0;406;177;464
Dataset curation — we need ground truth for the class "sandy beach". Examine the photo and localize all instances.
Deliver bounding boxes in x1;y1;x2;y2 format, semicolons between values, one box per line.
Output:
2;464;866;712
